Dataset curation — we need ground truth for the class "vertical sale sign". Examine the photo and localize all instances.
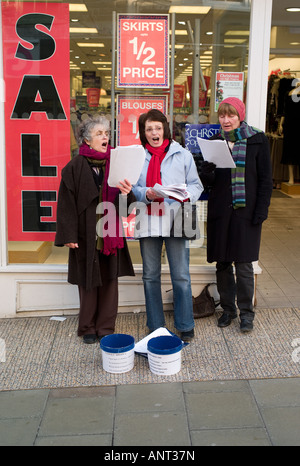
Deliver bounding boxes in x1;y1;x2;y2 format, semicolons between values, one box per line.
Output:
117;14;169;88
1;2;70;241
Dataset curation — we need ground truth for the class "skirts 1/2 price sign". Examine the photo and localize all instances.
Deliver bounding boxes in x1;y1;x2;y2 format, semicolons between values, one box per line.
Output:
117;14;169;89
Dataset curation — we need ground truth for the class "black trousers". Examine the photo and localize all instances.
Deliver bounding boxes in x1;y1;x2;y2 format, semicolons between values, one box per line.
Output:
216;262;254;321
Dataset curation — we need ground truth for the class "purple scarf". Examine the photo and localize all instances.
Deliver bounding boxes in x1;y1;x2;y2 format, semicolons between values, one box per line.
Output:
79;143;124;256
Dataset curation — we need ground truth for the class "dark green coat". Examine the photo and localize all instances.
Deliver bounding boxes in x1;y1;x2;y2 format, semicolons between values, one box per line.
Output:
55;155;135;290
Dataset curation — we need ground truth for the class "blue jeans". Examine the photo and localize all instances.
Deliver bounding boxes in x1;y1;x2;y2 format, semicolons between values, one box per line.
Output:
139;237;194;332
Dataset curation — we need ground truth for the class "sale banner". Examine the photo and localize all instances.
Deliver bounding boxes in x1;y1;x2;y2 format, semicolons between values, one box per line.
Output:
117;14;169;88
116;95;168;146
1;2;70;241
215;72;244;111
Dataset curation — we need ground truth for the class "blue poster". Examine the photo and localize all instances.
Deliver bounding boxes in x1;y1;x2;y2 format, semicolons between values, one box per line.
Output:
185;124;220;154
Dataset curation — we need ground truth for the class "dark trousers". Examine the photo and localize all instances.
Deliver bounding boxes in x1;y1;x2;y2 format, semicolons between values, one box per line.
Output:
78;278;118;337
216;262;255;321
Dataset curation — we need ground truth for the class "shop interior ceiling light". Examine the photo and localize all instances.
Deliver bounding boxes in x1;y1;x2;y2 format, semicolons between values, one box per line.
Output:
69;4;88;12
77;43;105;47
70;28;98;34
169;6;211;14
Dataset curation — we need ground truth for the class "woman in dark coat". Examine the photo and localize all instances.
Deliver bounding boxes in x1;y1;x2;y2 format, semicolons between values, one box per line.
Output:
55;115;135;344
200;97;273;332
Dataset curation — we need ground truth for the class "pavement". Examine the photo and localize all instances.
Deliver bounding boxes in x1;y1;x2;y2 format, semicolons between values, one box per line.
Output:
0;377;299;447
0;193;300;447
0;309;299;447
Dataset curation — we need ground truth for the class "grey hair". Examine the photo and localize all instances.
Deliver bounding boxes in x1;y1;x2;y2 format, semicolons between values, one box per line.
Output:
77;115;110;145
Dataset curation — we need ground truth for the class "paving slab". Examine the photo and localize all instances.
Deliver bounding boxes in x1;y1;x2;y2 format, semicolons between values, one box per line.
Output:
0;417;41;446
185;391;263;430
114;411;191;446
249;378;300;407
38;388;115;438
259;406;300;446
190;427;271;447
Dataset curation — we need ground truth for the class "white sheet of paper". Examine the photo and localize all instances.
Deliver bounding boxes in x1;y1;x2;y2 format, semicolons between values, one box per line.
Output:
108;145;146;187
134;327;174;354
197;137;236;169
152;183;188;201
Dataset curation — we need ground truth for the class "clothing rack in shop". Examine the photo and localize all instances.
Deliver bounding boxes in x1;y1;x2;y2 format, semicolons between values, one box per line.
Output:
269;70;300;77
282;69;300;73
283;71;300;77
267;71;300;186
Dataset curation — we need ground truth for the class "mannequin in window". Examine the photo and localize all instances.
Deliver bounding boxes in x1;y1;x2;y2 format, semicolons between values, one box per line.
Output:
280;81;300;184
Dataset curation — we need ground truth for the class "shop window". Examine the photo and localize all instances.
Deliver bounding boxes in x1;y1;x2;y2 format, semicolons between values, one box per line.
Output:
267;3;300;190
2;1;251;265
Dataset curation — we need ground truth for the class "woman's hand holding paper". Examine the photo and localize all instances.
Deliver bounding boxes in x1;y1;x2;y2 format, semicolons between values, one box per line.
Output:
117;178;132;195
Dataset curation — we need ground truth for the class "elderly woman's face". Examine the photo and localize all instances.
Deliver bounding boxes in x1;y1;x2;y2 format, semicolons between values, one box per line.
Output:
145;120;164;148
219;112;240;132
86;124;110;152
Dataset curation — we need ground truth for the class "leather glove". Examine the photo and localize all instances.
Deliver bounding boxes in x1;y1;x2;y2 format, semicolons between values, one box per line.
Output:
252;213;267;225
200;161;216;186
201;161;217;174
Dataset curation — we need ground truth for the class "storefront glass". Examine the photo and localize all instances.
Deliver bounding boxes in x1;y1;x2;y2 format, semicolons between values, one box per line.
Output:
1;0;252;266
267;1;300;189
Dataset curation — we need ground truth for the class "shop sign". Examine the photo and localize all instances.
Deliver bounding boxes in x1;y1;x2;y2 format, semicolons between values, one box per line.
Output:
116;95;168;146
82;71;101;89
116;95;168;237
185;124;220;154
117;14;169;88
1;2;70;241
174;85;186;108
86;88;100;107
215;72;244;111
122;210;136;239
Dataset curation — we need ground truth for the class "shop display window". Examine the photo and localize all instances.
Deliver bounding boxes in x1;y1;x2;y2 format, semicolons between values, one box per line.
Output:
1;1;251;265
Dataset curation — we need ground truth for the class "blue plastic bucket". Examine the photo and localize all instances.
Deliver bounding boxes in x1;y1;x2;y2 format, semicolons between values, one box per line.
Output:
147;335;183;375
100;334;135;373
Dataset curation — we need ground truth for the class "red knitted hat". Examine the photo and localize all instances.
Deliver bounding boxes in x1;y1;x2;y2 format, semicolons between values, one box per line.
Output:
220;97;246;122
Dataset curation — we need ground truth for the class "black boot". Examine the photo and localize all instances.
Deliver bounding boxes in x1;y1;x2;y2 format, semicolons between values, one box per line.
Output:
217;313;237;328
240;319;253;333
83;334;97;344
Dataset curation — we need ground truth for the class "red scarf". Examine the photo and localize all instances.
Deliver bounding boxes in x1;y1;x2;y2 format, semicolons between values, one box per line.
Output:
79;143;124;256
146;139;170;216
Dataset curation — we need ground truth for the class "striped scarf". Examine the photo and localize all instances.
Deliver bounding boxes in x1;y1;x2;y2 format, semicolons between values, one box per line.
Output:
218;122;262;209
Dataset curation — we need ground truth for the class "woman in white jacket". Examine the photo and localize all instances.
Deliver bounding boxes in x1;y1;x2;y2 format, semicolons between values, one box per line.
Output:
133;110;203;342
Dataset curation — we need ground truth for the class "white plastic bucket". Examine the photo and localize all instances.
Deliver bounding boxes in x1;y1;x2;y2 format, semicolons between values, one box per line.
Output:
100;334;135;374
147;335;183;376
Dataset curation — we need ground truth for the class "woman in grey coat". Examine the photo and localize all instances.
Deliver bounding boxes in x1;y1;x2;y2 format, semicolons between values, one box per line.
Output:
200;98;273;332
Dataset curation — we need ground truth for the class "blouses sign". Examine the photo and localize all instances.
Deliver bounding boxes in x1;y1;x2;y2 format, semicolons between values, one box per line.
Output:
116;95;168;146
